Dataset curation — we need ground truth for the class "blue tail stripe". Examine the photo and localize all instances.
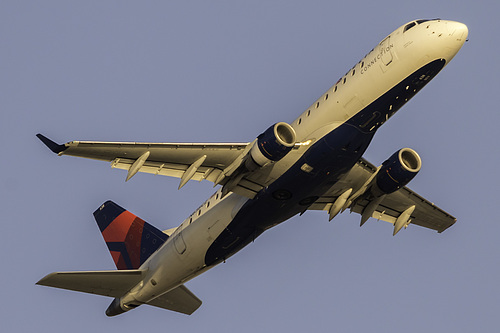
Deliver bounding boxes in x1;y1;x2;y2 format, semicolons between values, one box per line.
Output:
93;201;126;232
106;242;134;270
140;223;169;264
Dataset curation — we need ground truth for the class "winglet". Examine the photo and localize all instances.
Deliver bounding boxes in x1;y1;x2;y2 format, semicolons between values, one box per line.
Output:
36;134;67;154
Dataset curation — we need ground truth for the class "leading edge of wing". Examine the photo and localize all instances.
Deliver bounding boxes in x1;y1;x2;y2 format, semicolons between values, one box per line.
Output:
36;134;250;154
36;133;249;153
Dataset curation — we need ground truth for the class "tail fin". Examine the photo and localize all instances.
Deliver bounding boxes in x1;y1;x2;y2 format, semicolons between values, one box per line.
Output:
93;201;168;270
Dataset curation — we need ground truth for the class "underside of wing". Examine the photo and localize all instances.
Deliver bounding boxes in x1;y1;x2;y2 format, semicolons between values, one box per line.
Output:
37;121;303;199
311;157;456;234
59;140;247;177
350;186;456;233
37;134;267;198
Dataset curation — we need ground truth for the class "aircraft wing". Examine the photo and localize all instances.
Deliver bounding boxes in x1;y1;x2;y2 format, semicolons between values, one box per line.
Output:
36;134;266;198
309;158;456;233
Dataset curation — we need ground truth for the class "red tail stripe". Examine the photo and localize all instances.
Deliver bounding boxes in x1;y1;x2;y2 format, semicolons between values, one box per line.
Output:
124;217;146;269
101;211;136;242
110;251;123;267
116;254;128;271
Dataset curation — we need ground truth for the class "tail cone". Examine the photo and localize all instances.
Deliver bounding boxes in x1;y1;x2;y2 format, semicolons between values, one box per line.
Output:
105;298;127;317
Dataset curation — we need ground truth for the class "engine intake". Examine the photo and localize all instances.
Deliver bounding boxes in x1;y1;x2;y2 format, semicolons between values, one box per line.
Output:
246;122;296;170
374;148;421;195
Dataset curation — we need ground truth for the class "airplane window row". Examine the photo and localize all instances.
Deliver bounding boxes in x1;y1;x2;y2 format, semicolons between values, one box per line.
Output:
189;190;222;224
297;54;367;127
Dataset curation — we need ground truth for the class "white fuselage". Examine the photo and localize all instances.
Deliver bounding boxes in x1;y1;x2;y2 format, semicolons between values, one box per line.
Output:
120;20;468;308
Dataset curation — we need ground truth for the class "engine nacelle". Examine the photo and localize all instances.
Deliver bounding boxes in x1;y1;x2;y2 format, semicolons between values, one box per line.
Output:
374;148;422;195
246;122;296;170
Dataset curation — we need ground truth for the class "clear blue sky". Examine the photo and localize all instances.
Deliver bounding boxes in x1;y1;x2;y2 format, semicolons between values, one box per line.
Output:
2;1;497;331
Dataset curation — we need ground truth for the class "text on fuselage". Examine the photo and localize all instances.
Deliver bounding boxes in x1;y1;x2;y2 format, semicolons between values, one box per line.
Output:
360;43;394;74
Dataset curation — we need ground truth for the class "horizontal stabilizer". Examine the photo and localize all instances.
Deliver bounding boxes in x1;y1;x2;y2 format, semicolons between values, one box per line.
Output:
37;270;145;298
147;285;202;315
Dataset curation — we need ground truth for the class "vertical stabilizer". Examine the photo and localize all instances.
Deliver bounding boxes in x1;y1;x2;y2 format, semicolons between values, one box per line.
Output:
93;201;168;270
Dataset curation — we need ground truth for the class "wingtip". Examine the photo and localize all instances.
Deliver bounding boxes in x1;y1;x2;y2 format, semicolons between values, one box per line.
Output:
36;134;67;154
36;272;57;286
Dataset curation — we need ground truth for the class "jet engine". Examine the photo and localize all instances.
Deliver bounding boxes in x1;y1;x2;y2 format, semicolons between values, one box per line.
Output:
245;122;296;170
373;148;421;195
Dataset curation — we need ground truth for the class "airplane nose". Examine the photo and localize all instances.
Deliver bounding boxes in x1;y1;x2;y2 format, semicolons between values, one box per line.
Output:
450;22;468;44
435;20;468;61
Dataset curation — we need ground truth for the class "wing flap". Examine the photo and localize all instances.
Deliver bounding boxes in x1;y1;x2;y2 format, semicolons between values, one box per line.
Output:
146;285;202;315
110;158;216;181
36;270;145;298
109;158;262;198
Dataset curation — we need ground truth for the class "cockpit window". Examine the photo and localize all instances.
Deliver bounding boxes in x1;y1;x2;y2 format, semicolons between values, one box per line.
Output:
404;19;434;33
403;22;416;32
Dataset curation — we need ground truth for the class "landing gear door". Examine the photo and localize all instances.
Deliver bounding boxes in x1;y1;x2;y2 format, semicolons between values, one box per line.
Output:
174;233;187;255
379;36;393;67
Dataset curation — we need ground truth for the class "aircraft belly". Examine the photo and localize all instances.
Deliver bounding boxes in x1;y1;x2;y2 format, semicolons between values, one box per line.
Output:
205;123;375;266
204;59;447;266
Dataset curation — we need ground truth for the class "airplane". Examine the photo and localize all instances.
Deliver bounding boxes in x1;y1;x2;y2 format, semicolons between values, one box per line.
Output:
36;19;468;316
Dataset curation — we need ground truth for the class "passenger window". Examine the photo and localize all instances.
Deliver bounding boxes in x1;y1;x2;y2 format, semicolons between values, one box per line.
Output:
316;102;320;108
324;94;328;101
